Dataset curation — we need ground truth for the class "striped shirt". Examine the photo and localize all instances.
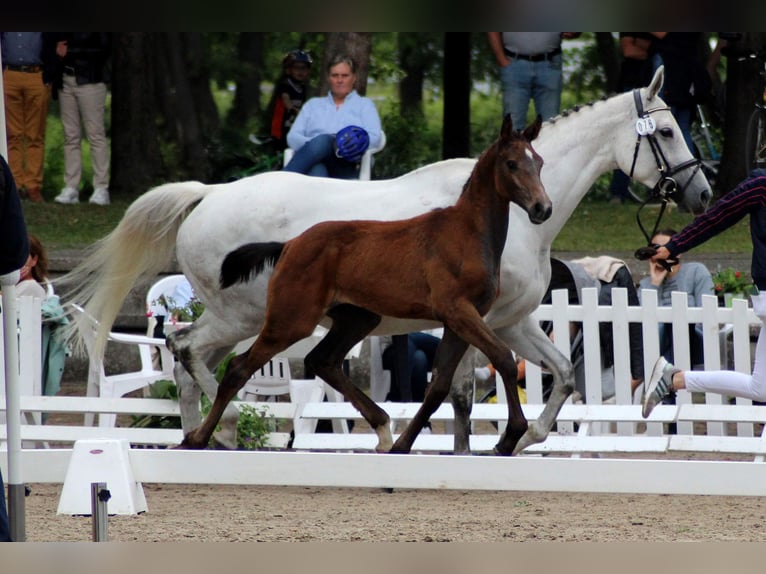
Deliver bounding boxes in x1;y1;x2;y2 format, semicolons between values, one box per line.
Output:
666;170;766;289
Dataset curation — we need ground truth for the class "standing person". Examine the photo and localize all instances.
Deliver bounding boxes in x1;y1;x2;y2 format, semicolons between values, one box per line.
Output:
269;49;313;151
487;32;580;128
639;228;715;367
0;154;29;542
1;32;59;203
52;33;112;206
381;331;441;403
649;32;711;155
609;32;655;204
642;170;766;418
283;54;382;179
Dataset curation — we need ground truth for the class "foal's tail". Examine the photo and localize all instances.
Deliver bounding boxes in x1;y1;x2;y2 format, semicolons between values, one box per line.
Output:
57;180;212;358
220;242;285;289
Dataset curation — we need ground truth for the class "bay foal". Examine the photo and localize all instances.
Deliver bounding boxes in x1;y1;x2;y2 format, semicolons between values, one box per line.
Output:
179;115;550;453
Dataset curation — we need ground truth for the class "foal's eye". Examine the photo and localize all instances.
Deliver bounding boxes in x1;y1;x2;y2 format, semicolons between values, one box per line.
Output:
506;160;518;171
659;127;673;138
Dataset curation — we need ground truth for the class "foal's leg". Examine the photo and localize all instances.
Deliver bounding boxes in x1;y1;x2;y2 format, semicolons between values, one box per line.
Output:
390;327;468;454
436;301;529;455
305;305;393;452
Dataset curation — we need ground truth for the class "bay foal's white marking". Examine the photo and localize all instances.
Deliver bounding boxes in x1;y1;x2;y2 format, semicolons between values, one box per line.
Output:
60;67;710;452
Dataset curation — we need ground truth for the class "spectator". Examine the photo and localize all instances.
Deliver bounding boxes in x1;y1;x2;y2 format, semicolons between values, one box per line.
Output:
381;332;441;403
609;33;655;204
1;32;60;203
649;33;712;154
15;233;49;298
283;53;382;179
642;169;766;418
638;228;715;368
487;32;580;128
269;49;313;151
53;33;112;206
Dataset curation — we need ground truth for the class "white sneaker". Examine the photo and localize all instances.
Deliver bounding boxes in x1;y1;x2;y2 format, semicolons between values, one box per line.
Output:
54;187;79;204
89;188;110;206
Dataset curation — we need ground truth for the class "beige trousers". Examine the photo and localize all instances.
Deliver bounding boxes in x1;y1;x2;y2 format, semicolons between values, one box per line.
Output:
59;74;110;190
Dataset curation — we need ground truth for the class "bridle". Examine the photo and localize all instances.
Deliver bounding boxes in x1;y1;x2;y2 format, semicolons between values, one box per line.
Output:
629;88;701;270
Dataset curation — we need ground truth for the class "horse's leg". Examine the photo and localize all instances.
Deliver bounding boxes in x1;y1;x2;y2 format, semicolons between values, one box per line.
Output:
432;300;528;455
167;322;242;449
449;350;479;455
390;327;468;453
503;315;575;454
305;305;393;452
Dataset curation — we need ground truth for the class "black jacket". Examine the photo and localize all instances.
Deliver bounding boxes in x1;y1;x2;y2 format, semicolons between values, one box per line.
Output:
0;155;29;275
54;32;111;93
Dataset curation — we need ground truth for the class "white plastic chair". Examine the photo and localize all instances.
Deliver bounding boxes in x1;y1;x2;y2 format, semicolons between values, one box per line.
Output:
238;357;292;402
145;274;189;337
283;130;386;181
70;304;175;427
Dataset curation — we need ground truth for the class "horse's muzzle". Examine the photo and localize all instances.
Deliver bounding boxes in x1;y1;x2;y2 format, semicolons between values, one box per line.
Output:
528;202;552;224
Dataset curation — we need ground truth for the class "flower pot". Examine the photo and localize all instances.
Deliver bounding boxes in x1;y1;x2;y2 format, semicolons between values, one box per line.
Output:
723;293;746;308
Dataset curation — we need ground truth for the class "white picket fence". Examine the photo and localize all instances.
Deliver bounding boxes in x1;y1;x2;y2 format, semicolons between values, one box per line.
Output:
3;289;766;506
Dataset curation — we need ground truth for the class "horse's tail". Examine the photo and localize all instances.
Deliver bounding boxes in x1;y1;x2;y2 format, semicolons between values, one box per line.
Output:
57;180;212;358
220;242;285;289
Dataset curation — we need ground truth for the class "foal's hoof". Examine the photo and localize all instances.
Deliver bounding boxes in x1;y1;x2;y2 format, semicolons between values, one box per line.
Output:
492;444;515;457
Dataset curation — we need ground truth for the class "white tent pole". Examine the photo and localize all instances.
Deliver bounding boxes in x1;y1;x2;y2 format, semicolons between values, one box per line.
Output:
1;38;27;541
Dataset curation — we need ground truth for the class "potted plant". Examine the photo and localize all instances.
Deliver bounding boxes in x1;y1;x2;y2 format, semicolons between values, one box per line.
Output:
712;267;754;307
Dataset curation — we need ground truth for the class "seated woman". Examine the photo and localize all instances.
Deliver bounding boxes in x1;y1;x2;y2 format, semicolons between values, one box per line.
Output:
381;331;440;403
283;53;382;179
16;233;50;298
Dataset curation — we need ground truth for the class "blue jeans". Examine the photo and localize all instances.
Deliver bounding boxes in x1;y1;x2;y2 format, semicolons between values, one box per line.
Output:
282;134;360;179
382;332;440;402
500;53;563;128
0;469;10;542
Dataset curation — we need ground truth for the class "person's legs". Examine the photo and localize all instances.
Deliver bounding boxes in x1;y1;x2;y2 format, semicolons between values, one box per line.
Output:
59;75;83;192
3;70;26;190
325;156;360;179
22;73;51;194
500;58;532;128
609;169;631;203
283;134;335;175
671;104;694;154
78;82;110;191
410;349;430;402
531;54;563;122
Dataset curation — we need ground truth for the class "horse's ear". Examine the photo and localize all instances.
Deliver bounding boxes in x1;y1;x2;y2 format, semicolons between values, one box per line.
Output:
501;114;513;141
647;65;664;101
523;115;543;142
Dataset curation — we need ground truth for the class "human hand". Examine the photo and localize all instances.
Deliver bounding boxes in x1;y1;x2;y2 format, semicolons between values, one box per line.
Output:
56;41;67;58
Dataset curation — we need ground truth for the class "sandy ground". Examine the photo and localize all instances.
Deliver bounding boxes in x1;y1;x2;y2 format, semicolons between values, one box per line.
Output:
17;481;766;542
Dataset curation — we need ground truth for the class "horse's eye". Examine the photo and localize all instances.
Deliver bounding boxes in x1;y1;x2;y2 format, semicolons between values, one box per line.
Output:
506;160;518;171
659;127;673;138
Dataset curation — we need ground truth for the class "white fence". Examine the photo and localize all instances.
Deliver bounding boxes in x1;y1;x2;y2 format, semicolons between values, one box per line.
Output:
3;288;766;507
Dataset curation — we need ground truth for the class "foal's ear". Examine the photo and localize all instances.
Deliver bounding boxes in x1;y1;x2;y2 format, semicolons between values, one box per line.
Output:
501;114;513;141
647;65;664;101
523;115;543;142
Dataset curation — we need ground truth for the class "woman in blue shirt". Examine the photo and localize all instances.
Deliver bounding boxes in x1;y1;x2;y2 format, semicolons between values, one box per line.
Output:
283;54;382;179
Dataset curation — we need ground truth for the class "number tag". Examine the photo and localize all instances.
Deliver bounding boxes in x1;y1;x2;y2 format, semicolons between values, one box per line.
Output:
636;117;656;136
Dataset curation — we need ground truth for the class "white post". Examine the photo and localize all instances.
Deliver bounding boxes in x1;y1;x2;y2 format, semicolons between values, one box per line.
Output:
1;39;26;541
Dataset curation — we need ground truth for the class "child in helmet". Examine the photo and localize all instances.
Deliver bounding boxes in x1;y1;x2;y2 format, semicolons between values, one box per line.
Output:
269;49;313;150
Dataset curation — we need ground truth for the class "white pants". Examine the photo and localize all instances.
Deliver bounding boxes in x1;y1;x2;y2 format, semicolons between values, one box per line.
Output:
684;292;766;402
59;74;110;190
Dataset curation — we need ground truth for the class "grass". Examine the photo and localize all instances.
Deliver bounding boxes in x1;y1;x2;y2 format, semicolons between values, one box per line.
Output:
24;189;751;255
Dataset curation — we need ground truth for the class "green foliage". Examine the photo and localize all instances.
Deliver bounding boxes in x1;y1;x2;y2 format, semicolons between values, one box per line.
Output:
130;380;181;429
153;293;205;322
712;267;754;295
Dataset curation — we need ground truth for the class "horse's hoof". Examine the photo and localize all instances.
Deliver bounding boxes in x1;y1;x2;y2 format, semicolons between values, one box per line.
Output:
493;444;515;457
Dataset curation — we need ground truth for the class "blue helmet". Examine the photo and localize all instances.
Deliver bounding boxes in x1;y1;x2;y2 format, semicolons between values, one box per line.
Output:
335;125;370;163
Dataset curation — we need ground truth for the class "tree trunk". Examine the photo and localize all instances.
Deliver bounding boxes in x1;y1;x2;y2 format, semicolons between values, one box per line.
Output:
718;33;766;195
320;33;372;95
157;33;216;181
442;33;471;159
398;33;425;118
110;33;164;195
227;33;264;129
